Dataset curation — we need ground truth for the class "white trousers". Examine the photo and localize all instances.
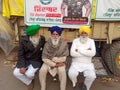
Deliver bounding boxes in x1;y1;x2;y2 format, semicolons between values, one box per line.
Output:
68;63;96;90
13;64;38;85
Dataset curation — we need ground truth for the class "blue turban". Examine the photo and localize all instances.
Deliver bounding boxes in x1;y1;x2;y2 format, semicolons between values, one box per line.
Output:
50;26;62;36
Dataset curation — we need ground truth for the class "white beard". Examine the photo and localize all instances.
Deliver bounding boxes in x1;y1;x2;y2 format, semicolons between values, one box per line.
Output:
30;36;40;47
51;37;60;46
79;36;88;44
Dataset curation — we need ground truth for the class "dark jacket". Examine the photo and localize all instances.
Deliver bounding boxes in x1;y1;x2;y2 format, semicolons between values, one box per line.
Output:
16;35;45;68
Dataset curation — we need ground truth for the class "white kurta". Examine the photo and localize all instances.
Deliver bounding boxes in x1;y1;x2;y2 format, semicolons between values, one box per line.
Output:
70;37;96;64
68;37;96;90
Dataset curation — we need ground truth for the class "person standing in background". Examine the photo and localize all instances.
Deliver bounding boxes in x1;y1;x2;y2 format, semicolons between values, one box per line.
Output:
61;0;91;17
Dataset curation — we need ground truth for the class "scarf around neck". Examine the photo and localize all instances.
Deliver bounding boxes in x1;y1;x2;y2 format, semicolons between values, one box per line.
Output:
42;38;69;60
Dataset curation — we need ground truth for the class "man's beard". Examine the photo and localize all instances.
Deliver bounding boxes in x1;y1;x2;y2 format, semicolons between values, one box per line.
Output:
79;36;88;44
51;37;60;46
30;36;40;47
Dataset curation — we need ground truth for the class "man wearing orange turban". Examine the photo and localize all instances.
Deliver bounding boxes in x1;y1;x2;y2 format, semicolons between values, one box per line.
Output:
79;26;91;35
68;26;96;90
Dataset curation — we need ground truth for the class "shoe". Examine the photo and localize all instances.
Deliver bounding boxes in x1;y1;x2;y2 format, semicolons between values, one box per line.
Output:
73;82;81;90
52;75;58;82
80;83;87;90
73;86;81;90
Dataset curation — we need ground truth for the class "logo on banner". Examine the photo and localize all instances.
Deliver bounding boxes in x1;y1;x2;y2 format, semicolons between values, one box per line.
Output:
40;0;52;5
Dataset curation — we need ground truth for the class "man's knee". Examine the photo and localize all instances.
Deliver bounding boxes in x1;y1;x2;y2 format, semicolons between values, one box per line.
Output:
40;67;46;72
85;74;96;80
84;70;96;80
39;66;48;76
68;69;78;78
58;66;66;74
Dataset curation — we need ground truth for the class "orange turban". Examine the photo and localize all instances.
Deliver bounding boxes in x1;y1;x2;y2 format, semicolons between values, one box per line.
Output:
79;26;91;35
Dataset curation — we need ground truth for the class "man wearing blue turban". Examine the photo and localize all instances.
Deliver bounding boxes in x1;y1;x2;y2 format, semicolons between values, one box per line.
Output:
39;26;69;90
50;26;62;36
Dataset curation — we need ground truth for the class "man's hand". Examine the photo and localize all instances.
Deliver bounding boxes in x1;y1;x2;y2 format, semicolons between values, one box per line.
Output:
20;67;26;74
75;49;78;52
55;62;65;67
87;48;91;50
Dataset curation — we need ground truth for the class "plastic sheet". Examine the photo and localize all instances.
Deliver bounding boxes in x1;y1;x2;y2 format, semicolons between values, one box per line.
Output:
0;15;15;56
2;0;24;18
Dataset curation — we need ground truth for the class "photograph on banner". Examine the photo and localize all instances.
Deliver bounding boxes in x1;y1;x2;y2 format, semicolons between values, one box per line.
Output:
24;0;93;28
95;0;120;21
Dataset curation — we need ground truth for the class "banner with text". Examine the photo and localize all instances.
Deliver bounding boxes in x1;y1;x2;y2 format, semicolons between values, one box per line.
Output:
95;0;120;20
24;0;93;28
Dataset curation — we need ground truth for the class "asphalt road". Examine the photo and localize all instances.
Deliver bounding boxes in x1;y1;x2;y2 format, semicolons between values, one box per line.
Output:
0;49;120;90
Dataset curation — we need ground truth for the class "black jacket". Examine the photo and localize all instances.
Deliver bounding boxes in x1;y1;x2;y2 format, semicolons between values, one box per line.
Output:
16;35;45;68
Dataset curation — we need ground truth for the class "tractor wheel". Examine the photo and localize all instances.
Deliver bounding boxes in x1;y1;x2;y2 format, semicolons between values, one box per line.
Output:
101;43;110;60
104;41;120;76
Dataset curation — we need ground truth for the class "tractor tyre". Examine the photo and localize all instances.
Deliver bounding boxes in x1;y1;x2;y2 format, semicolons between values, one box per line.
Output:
104;41;120;76
101;43;110;60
